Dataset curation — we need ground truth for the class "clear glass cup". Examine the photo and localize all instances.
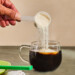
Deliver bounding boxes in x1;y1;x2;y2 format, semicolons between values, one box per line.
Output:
19;41;62;72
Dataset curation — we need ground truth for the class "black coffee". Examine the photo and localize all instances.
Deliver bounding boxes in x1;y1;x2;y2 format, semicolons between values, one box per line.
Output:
29;50;62;72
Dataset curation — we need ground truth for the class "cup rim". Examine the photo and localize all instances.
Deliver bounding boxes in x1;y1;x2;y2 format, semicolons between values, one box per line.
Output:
31;40;60;45
31;40;61;52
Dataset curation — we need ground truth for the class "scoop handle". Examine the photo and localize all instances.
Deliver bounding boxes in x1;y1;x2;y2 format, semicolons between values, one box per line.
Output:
21;16;34;21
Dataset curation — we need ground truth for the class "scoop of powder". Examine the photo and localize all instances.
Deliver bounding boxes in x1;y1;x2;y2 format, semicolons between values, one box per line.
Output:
35;12;51;28
6;71;25;75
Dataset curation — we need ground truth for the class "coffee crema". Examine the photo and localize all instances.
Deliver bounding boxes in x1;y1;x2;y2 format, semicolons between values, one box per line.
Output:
31;49;59;55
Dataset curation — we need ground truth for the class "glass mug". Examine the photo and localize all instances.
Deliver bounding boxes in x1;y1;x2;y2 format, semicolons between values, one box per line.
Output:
19;41;62;72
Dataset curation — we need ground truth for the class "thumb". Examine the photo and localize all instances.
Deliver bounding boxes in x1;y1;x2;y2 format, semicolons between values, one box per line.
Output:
0;4;20;21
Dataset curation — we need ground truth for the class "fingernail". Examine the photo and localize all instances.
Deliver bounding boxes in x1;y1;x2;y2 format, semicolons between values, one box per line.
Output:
15;13;21;21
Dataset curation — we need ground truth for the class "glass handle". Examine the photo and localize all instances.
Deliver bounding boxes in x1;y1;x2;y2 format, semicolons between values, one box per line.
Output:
19;45;31;64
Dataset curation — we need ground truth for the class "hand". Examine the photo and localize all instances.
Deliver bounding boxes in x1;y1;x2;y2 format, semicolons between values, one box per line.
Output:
0;0;21;27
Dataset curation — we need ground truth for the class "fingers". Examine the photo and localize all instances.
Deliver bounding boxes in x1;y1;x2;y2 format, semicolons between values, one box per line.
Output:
4;0;21;21
4;0;17;11
9;20;16;25
0;0;21;27
5;20;9;26
3;16;9;26
4;15;16;25
0;4;20;21
10;4;21;22
0;15;16;27
4;0;13;8
0;0;4;4
0;16;6;27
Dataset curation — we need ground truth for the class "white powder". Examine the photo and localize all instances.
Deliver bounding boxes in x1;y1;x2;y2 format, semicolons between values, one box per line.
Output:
35;11;51;50
6;71;25;75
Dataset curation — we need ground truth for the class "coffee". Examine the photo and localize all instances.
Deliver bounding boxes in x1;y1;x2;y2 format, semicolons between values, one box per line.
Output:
29;50;62;72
